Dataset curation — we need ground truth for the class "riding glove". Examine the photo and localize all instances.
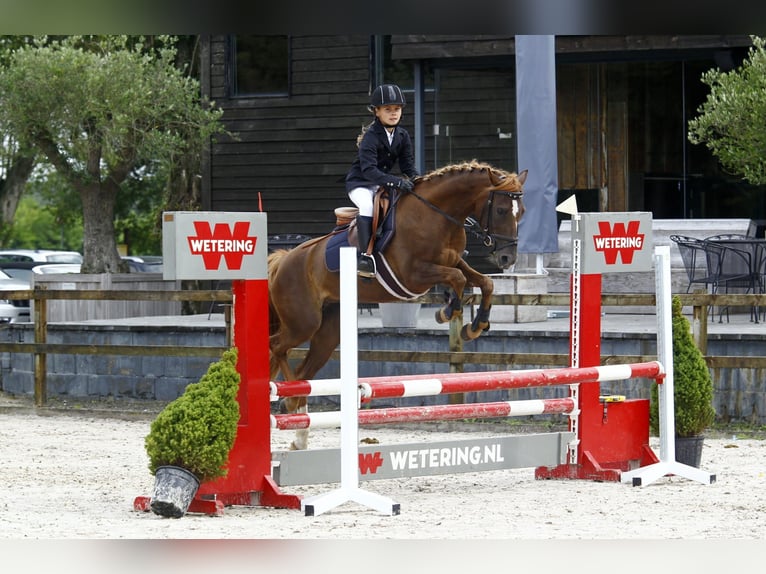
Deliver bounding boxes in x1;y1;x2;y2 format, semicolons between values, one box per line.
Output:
398;178;414;192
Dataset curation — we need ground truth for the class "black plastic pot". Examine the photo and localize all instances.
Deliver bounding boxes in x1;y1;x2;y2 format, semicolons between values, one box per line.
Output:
150;465;200;518
675;435;705;468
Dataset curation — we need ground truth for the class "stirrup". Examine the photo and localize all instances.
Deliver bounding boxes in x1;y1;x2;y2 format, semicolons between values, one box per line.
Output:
357;254;376;277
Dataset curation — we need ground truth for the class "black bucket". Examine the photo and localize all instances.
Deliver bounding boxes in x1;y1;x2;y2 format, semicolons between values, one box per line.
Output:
150;465;200;518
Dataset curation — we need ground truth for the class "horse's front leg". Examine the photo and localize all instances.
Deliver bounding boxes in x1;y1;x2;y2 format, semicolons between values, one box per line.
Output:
434;289;464;324
456;259;494;341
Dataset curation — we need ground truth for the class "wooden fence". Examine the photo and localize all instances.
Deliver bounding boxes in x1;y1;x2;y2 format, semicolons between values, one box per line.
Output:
1;287;765;406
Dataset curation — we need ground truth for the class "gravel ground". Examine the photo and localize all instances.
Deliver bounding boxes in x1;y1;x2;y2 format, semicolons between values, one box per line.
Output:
1;392;763;571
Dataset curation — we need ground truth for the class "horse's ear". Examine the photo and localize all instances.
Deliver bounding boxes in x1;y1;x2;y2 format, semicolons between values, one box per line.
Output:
518;169;528;185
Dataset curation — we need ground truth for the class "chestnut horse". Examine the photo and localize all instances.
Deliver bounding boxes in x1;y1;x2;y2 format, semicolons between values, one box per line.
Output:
268;161;527;449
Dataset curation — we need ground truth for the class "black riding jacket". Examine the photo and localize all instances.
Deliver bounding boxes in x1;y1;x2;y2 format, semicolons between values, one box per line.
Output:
345;118;418;191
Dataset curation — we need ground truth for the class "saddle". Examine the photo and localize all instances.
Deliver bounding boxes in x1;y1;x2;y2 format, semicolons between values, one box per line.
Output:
335;187;398;255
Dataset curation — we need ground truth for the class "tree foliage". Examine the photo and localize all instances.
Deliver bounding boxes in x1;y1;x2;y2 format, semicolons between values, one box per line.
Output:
5;176;83;250
688;36;766;185
0;35;227;272
0;36;38;236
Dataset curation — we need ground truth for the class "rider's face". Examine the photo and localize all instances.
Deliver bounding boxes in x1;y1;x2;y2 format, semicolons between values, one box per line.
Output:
375;105;402;128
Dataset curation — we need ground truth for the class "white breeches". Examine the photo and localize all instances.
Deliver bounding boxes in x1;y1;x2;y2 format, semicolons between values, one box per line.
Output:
348;186;377;217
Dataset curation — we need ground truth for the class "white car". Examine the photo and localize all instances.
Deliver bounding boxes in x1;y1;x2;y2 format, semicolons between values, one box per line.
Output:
0;249;83;264
0;269;31;323
31;264;81;275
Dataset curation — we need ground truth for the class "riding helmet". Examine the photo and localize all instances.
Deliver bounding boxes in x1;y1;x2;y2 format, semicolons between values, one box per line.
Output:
370;84;406;107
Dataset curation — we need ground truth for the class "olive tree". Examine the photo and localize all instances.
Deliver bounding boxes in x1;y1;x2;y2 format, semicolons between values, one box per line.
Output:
688;36;766;185
0;35;36;244
0;35;226;272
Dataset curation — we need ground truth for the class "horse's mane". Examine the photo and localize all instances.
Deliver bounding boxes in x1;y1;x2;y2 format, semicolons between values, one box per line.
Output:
416;160;523;193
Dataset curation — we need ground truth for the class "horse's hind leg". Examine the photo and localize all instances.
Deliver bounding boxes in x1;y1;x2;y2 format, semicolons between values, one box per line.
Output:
289;304;342;451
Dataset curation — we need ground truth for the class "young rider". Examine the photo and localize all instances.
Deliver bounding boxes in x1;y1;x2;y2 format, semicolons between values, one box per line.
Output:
345;83;418;277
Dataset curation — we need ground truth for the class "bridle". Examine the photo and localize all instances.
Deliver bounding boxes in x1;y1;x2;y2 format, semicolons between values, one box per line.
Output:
398;177;523;252
464;189;524;252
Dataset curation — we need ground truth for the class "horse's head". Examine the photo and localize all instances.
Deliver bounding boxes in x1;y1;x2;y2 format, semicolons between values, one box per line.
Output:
411;161;527;269
478;168;527;269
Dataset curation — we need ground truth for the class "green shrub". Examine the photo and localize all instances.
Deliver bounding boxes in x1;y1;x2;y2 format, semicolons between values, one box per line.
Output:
145;348;240;482
650;296;716;437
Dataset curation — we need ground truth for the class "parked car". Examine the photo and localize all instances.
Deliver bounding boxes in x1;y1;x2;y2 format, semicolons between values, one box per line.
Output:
121;255;163;273
0;262;79;322
31;264;81;275
0;249;83;264
0;268;31;323
0;261;38;284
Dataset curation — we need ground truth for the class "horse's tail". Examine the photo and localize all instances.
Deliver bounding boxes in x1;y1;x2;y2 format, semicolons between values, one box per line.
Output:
268;249;288;284
267;250;289;335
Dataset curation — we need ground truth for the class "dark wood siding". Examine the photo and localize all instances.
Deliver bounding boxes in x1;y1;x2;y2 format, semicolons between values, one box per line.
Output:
206;35;374;237
202;35;762;231
392;35;753;60
556;62;629;212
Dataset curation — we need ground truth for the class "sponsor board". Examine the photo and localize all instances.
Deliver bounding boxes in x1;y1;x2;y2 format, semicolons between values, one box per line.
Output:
162;211;268;280
573;212;653;274
272;433;574;486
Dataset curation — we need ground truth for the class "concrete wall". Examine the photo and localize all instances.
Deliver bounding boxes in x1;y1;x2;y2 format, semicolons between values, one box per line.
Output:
0;321;223;401
2;319;764;426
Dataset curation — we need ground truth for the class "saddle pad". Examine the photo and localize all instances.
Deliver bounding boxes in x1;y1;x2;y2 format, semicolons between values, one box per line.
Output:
324;231;427;301
324;231;349;272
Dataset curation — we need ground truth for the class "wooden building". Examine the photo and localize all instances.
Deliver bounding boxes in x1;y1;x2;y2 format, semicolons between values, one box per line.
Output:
199;35;760;242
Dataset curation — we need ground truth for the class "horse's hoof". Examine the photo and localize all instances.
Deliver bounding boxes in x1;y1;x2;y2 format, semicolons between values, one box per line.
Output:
460;323;485;341
435;309;447;324
289;441;305;451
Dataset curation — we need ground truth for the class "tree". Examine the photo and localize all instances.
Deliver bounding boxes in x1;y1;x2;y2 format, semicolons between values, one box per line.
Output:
688;36;766;185
0;35;37;245
0;35;227;273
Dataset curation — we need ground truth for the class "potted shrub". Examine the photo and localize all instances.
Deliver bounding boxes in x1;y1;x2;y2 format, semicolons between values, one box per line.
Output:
650;296;716;467
144;348;241;518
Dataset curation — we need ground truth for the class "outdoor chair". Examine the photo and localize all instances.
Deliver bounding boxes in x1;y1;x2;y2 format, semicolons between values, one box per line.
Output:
705;234;761;323
670;234;719;294
670;234;730;322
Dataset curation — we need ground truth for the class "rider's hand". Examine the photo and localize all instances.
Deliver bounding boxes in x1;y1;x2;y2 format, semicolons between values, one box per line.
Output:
398;178;414;192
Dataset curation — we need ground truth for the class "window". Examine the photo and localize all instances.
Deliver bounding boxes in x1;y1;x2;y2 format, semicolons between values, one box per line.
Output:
230;35;290;97
372;35;433;93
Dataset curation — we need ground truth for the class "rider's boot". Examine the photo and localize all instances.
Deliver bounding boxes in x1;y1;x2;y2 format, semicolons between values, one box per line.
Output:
355;215;376;278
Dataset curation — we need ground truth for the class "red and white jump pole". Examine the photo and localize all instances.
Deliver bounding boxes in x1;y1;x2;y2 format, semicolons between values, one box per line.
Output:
271;362;664;402
272;397;577;430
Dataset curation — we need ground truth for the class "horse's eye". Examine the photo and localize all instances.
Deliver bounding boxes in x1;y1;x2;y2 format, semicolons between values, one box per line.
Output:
495;207;509;217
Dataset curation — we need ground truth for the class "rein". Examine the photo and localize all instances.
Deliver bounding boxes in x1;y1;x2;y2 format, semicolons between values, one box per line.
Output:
406;186;522;252
404;187;465;229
